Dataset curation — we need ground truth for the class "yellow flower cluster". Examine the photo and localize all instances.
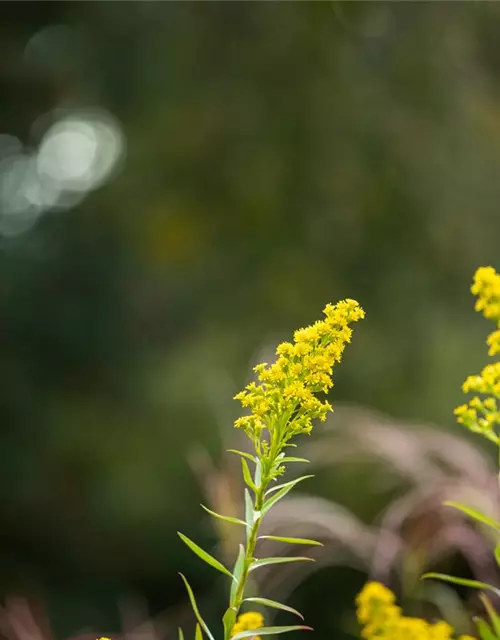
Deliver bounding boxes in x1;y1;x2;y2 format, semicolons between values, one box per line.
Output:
471;266;500;326
234;300;365;441
455;266;500;444
455;372;500;444
231;611;264;640
356;582;475;640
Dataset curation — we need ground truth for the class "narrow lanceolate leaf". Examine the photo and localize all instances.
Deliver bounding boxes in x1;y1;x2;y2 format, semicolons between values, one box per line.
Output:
245;597;304;620
200;504;247;528
254;458;262;489
227;449;257;463
259;535;323;547
262;476;314;515
223;607;238;640
265;475;314;497
479;594;500;637
242;458;257;493
422;573;500;598
231;626;312;640
249;556;314;571
178;574;215;640
178;532;234;579
245;489;255;530
195;624;203;640
178;628;185;640
495;543;500;569
443;501;500;534
278;457;309;464
475;618;496;640
230;544;246;606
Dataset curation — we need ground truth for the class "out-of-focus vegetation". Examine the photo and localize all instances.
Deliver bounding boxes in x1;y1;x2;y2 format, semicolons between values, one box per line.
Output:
2;2;500;639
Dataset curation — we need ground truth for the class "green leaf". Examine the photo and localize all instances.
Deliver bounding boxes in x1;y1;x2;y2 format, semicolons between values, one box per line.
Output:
228;449;257;463
278;457;310;464
200;504;247;528
178;574;215;640
178;532;234;579
178;628;184;640
223;608;237;640
230;544;246;606
245;489;255;530
250;556;314;571
495;544;500;569
475;618;496;640
422;573;500;598
262;476;314;515
265;475;314;497
258;535;323;547
242;458;257;493
195;624;203;640
244;597;304;620
443;501;500;534
231;626;312;640
480;594;500;637
254;458;262;489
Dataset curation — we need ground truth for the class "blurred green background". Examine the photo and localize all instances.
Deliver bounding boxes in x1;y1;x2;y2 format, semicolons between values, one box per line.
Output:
1;1;500;638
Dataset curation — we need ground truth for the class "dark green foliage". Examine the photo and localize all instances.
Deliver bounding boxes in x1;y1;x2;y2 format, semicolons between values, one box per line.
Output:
2;2;500;637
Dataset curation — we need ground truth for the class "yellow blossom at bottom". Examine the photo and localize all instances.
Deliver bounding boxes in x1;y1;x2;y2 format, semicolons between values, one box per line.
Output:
356;582;475;640
231;612;264;640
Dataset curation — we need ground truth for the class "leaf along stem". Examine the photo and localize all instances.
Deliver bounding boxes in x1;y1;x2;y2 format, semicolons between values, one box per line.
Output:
230;480;267;613
225;457;275;640
224;416;313;638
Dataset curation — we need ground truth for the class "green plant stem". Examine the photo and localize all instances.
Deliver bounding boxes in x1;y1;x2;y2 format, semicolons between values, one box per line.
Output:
225;457;276;640
232;482;267;609
225;425;289;640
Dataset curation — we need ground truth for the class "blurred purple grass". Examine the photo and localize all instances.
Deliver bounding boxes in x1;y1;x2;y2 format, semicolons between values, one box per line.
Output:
3;405;500;640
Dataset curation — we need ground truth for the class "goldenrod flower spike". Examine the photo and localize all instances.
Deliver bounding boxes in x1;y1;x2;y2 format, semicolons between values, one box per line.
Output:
234;299;365;446
179;300;364;640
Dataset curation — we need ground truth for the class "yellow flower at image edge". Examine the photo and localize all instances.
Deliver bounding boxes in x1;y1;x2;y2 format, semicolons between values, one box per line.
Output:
231;612;264;640
356;582;475;640
454;266;500;445
471;266;500;324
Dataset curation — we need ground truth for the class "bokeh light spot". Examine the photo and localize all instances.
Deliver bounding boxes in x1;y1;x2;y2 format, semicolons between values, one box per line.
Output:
37;111;126;194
